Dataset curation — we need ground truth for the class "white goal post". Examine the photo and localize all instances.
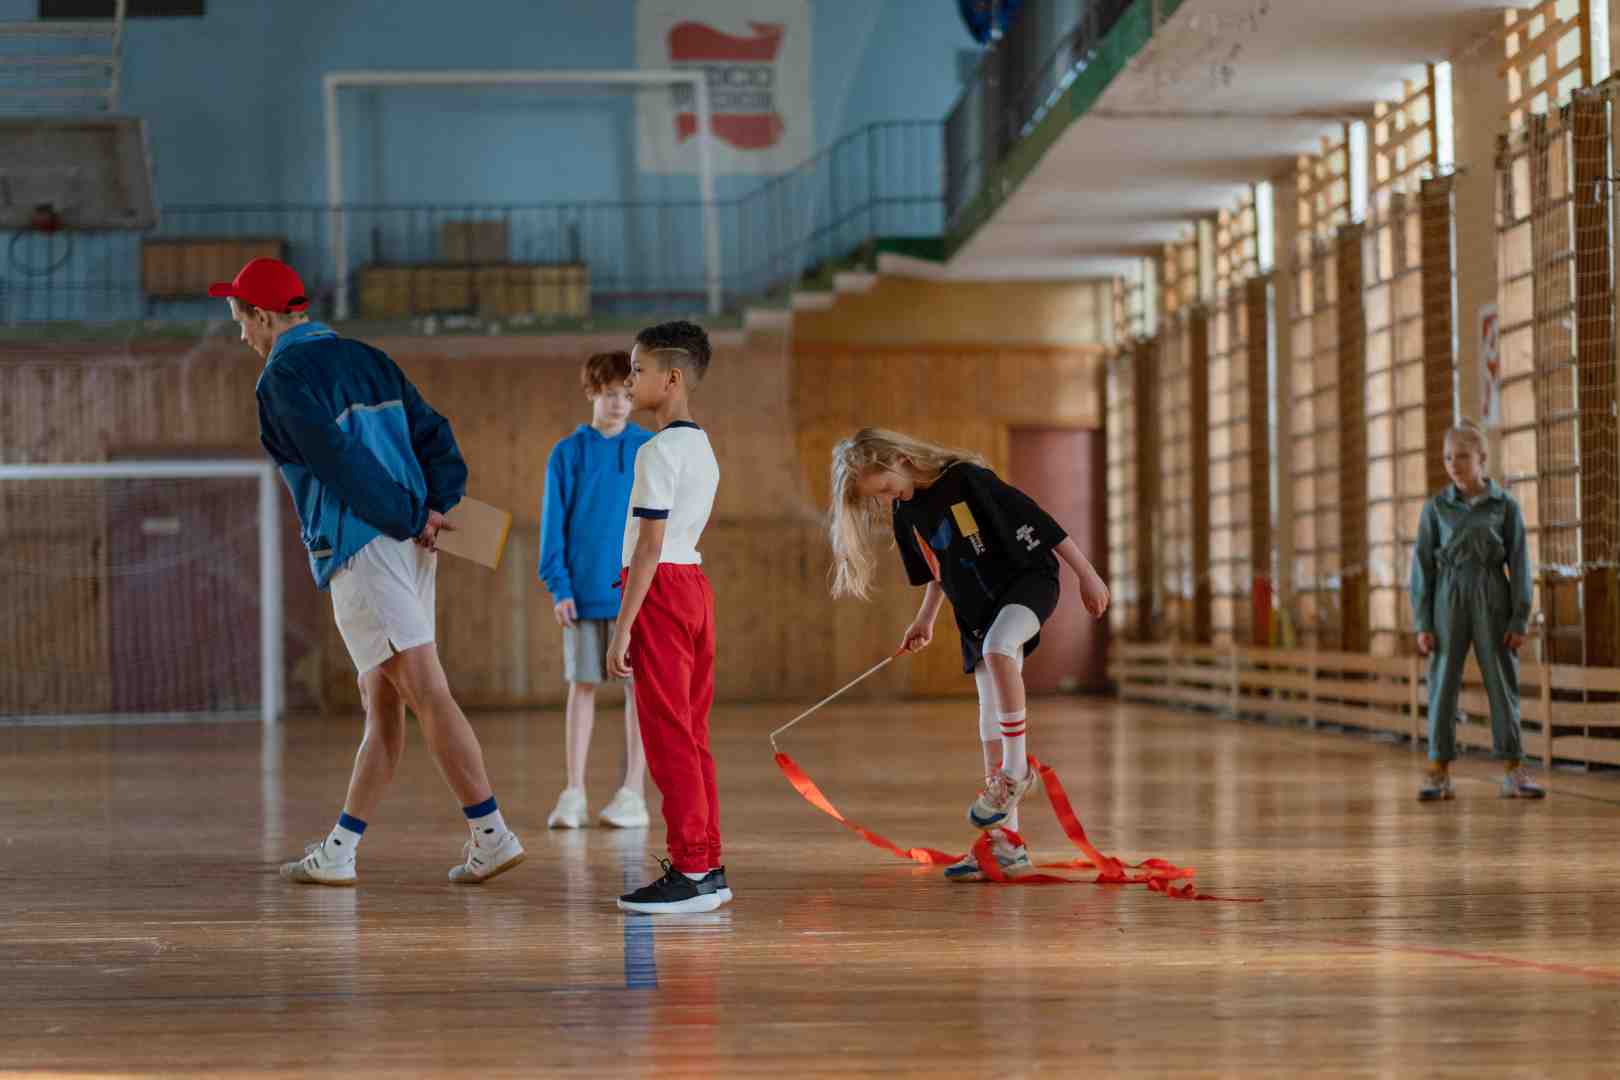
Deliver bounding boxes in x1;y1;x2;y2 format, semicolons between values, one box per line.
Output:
323;68;723;319
0;460;283;727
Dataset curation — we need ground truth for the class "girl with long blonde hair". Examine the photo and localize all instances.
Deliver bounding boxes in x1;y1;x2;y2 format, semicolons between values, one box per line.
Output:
827;428;1111;880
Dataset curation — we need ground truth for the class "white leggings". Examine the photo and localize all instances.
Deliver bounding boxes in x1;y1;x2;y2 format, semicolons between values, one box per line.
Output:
972;604;1040;741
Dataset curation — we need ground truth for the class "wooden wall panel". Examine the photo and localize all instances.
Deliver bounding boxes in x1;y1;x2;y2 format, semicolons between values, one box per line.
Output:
1571;93;1619;667
1419;174;1457;496
1188;309;1213;644
1337;225;1371;653
6;290;1104;713
793;278;1109;348
1132;338;1160;644
792;339;1104;698
1245;277;1273;647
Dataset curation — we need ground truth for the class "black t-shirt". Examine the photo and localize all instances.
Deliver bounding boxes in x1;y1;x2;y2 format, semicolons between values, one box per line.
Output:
891;462;1067;636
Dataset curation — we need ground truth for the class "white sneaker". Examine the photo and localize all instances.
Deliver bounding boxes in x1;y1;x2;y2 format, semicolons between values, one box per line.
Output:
598;787;650;828
280;839;357;886
547;787;586;829
1501;765;1547;799
448;830;525;884
944;829;1031;882
968;766;1040;830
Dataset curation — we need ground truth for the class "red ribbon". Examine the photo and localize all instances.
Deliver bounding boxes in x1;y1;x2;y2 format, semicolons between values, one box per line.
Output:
774;750;1260;902
773;751;958;865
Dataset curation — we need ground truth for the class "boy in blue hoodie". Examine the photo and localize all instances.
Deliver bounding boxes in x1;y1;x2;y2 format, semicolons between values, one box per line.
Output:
539;351;655;829
213;257;524;887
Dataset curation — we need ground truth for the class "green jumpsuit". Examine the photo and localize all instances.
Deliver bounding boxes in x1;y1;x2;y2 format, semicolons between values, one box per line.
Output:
1409;480;1533;763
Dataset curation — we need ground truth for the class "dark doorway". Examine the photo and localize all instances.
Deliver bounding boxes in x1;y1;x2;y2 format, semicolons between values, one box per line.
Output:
1008;426;1107;693
107;477;259;713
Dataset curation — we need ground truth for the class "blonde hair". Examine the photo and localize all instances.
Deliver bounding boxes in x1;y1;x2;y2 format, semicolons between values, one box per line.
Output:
1443;419;1488;456
827;428;987;599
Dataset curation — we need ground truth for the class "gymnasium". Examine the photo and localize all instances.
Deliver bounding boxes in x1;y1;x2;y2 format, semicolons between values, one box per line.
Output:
2;0;1618;1075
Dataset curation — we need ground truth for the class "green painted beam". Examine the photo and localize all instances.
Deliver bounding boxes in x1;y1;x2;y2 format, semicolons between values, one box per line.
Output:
944;0;1186;260
874;236;947;262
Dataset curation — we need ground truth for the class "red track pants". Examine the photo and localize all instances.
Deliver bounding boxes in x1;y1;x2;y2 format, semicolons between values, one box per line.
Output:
627;563;719;874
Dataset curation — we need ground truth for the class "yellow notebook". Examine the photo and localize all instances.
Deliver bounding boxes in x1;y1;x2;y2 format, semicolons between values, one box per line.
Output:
435;497;511;570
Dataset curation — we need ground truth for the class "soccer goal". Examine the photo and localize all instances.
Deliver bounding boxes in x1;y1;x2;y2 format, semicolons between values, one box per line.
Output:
0;460;283;727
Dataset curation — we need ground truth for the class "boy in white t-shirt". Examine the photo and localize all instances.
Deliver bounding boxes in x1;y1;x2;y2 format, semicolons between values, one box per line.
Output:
605;321;727;914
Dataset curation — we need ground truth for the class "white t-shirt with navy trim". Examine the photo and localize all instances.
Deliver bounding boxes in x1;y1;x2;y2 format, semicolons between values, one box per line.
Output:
622;421;719;567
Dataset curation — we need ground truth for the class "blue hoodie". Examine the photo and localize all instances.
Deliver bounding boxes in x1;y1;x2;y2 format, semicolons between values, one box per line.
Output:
255;322;466;589
538;422;654;620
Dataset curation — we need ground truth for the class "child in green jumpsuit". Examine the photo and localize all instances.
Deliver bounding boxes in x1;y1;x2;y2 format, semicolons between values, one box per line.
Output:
1410;421;1545;801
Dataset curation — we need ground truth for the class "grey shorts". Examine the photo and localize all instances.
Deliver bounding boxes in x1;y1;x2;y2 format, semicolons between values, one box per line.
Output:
563;618;620;684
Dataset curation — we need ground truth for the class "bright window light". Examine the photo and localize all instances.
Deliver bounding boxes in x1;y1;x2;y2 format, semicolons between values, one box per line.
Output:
1434;62;1455;171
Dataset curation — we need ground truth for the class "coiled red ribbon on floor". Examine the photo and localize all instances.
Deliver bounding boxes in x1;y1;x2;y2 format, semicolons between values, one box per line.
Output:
774;751;1260;902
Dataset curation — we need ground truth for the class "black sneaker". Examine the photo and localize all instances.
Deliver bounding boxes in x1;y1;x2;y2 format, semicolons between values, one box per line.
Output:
617;858;723;914
702;866;732;904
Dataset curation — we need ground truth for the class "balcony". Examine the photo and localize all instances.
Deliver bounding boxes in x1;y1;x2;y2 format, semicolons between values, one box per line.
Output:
0;121;942;327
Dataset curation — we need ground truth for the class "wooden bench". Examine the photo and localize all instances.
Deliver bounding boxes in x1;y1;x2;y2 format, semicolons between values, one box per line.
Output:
1109;639;1620;767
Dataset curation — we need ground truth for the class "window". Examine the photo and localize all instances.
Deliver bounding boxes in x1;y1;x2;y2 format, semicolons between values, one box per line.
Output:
1364;72;1440;655
1289;130;1353;649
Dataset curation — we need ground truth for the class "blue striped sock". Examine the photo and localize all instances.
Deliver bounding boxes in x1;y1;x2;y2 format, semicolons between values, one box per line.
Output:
463;796;506;842
325;812;366;858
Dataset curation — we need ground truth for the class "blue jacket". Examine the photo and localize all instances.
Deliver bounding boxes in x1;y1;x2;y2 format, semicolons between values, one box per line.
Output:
255;322;466;589
538;422;653;619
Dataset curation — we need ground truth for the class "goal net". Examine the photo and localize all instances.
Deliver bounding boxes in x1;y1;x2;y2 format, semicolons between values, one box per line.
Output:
0;461;283;726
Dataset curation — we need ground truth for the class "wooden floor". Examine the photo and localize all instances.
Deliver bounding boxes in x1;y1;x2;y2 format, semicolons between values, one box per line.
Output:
4;696;1620;1078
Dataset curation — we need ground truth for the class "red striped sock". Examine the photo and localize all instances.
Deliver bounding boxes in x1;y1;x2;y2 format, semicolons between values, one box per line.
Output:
999;709;1027;778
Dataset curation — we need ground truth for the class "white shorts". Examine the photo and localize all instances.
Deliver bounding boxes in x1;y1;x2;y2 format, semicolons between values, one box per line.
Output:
330;536;437;674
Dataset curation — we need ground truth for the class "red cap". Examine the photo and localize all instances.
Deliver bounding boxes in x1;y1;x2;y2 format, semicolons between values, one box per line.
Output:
208;257;309;313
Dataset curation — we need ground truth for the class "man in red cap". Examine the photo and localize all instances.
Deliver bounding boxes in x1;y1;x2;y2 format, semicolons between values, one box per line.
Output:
214;258;524;886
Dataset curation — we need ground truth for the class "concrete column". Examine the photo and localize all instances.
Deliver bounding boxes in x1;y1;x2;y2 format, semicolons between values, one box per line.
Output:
1450;22;1506;461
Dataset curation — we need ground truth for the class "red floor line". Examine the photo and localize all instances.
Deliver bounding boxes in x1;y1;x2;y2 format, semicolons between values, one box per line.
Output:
1321;938;1620;984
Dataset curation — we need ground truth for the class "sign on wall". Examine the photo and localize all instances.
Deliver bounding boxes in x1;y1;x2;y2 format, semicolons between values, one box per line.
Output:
636;0;812;175
1479;302;1501;428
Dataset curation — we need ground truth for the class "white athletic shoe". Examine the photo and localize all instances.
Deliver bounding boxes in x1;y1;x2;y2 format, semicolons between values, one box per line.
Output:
1501;764;1547;799
944;828;1031;883
547;787;587;829
968;766;1040;830
598;787;650;828
448;830;526;884
280;839;357;886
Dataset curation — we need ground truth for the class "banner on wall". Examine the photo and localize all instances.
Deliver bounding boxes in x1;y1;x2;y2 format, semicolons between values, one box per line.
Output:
1479;302;1501;428
636;0;812;175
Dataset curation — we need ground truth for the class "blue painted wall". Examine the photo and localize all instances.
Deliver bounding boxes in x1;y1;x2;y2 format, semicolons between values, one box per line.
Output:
0;0;972;321
73;0;966;203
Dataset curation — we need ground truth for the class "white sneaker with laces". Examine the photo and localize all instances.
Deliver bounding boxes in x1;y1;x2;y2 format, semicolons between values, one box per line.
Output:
598;787;650;828
547;787;587;829
1501;765;1547;799
448;830;525;884
280;839;357;886
968;766;1039;830
944;828;1031;882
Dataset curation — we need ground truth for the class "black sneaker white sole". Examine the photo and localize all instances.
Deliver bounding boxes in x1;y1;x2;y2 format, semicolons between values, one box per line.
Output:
617;892;725;915
618;858;725;914
704;867;732;905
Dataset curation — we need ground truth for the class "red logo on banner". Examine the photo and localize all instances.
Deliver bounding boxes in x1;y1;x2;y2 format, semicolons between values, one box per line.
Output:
668;21;787;150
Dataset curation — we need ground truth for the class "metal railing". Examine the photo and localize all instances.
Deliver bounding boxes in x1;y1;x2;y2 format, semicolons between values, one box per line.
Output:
0;121;942;326
944;0;1139;228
